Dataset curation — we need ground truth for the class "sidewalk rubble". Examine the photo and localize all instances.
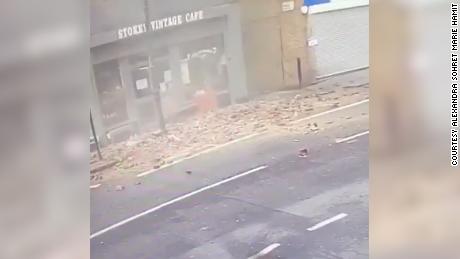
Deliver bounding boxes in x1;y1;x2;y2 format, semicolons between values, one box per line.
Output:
91;79;368;184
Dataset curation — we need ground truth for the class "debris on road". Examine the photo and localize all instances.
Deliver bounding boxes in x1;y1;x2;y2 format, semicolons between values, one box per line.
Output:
298;148;309;158
200;226;209;231
90;160;118;174
90;81;368;184
115;185;125;191
185;171;193;175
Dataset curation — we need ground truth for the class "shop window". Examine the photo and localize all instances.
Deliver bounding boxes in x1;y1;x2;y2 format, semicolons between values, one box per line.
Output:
132;67;153;98
180;35;229;97
94;60;129;128
131;56;171;99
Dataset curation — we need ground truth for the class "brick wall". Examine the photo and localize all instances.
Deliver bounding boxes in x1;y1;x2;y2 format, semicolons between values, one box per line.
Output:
240;0;314;94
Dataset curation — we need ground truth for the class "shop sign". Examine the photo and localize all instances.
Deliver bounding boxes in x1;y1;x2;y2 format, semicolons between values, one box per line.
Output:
118;10;205;40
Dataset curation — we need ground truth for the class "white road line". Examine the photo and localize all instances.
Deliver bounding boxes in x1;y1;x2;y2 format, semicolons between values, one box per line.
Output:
307;213;348;231
335;130;369;144
90;184;101;189
137;133;262;178
293;99;369;124
137;99;368;178
90;165;268;239
248;243;281;259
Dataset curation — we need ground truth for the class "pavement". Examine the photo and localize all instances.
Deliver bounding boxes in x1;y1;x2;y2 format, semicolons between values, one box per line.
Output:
90;68;369;185
90;99;369;259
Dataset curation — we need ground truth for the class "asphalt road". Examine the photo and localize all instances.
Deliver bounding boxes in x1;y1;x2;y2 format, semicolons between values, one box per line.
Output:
91;100;369;259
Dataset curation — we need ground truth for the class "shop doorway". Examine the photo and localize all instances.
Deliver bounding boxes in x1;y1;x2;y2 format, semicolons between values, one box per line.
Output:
179;34;230;110
128;50;172;129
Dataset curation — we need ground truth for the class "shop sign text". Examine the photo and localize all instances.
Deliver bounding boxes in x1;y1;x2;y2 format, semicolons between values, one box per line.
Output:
118;10;205;40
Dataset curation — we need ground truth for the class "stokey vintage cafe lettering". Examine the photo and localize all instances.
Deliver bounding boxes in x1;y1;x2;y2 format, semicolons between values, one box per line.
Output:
118;10;204;39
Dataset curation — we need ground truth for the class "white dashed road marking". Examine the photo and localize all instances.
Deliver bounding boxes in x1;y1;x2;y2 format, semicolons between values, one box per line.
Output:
91;165;268;239
90;184;101;189
137;133;262;177
91;98;368;239
248;243;281;259
307;213;348;231
335;131;369;144
294;99;369;124
137;99;369;178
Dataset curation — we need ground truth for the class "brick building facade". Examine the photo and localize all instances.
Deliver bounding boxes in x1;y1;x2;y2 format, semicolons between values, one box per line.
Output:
90;0;314;143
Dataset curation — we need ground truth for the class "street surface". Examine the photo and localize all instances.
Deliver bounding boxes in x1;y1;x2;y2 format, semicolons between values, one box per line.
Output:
91;100;368;259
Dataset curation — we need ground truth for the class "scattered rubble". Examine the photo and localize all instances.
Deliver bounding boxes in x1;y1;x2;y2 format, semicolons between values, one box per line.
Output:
90;160;118;174
90;82;368;183
298;148;309;158
200;226;209;231
115;185;125;191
